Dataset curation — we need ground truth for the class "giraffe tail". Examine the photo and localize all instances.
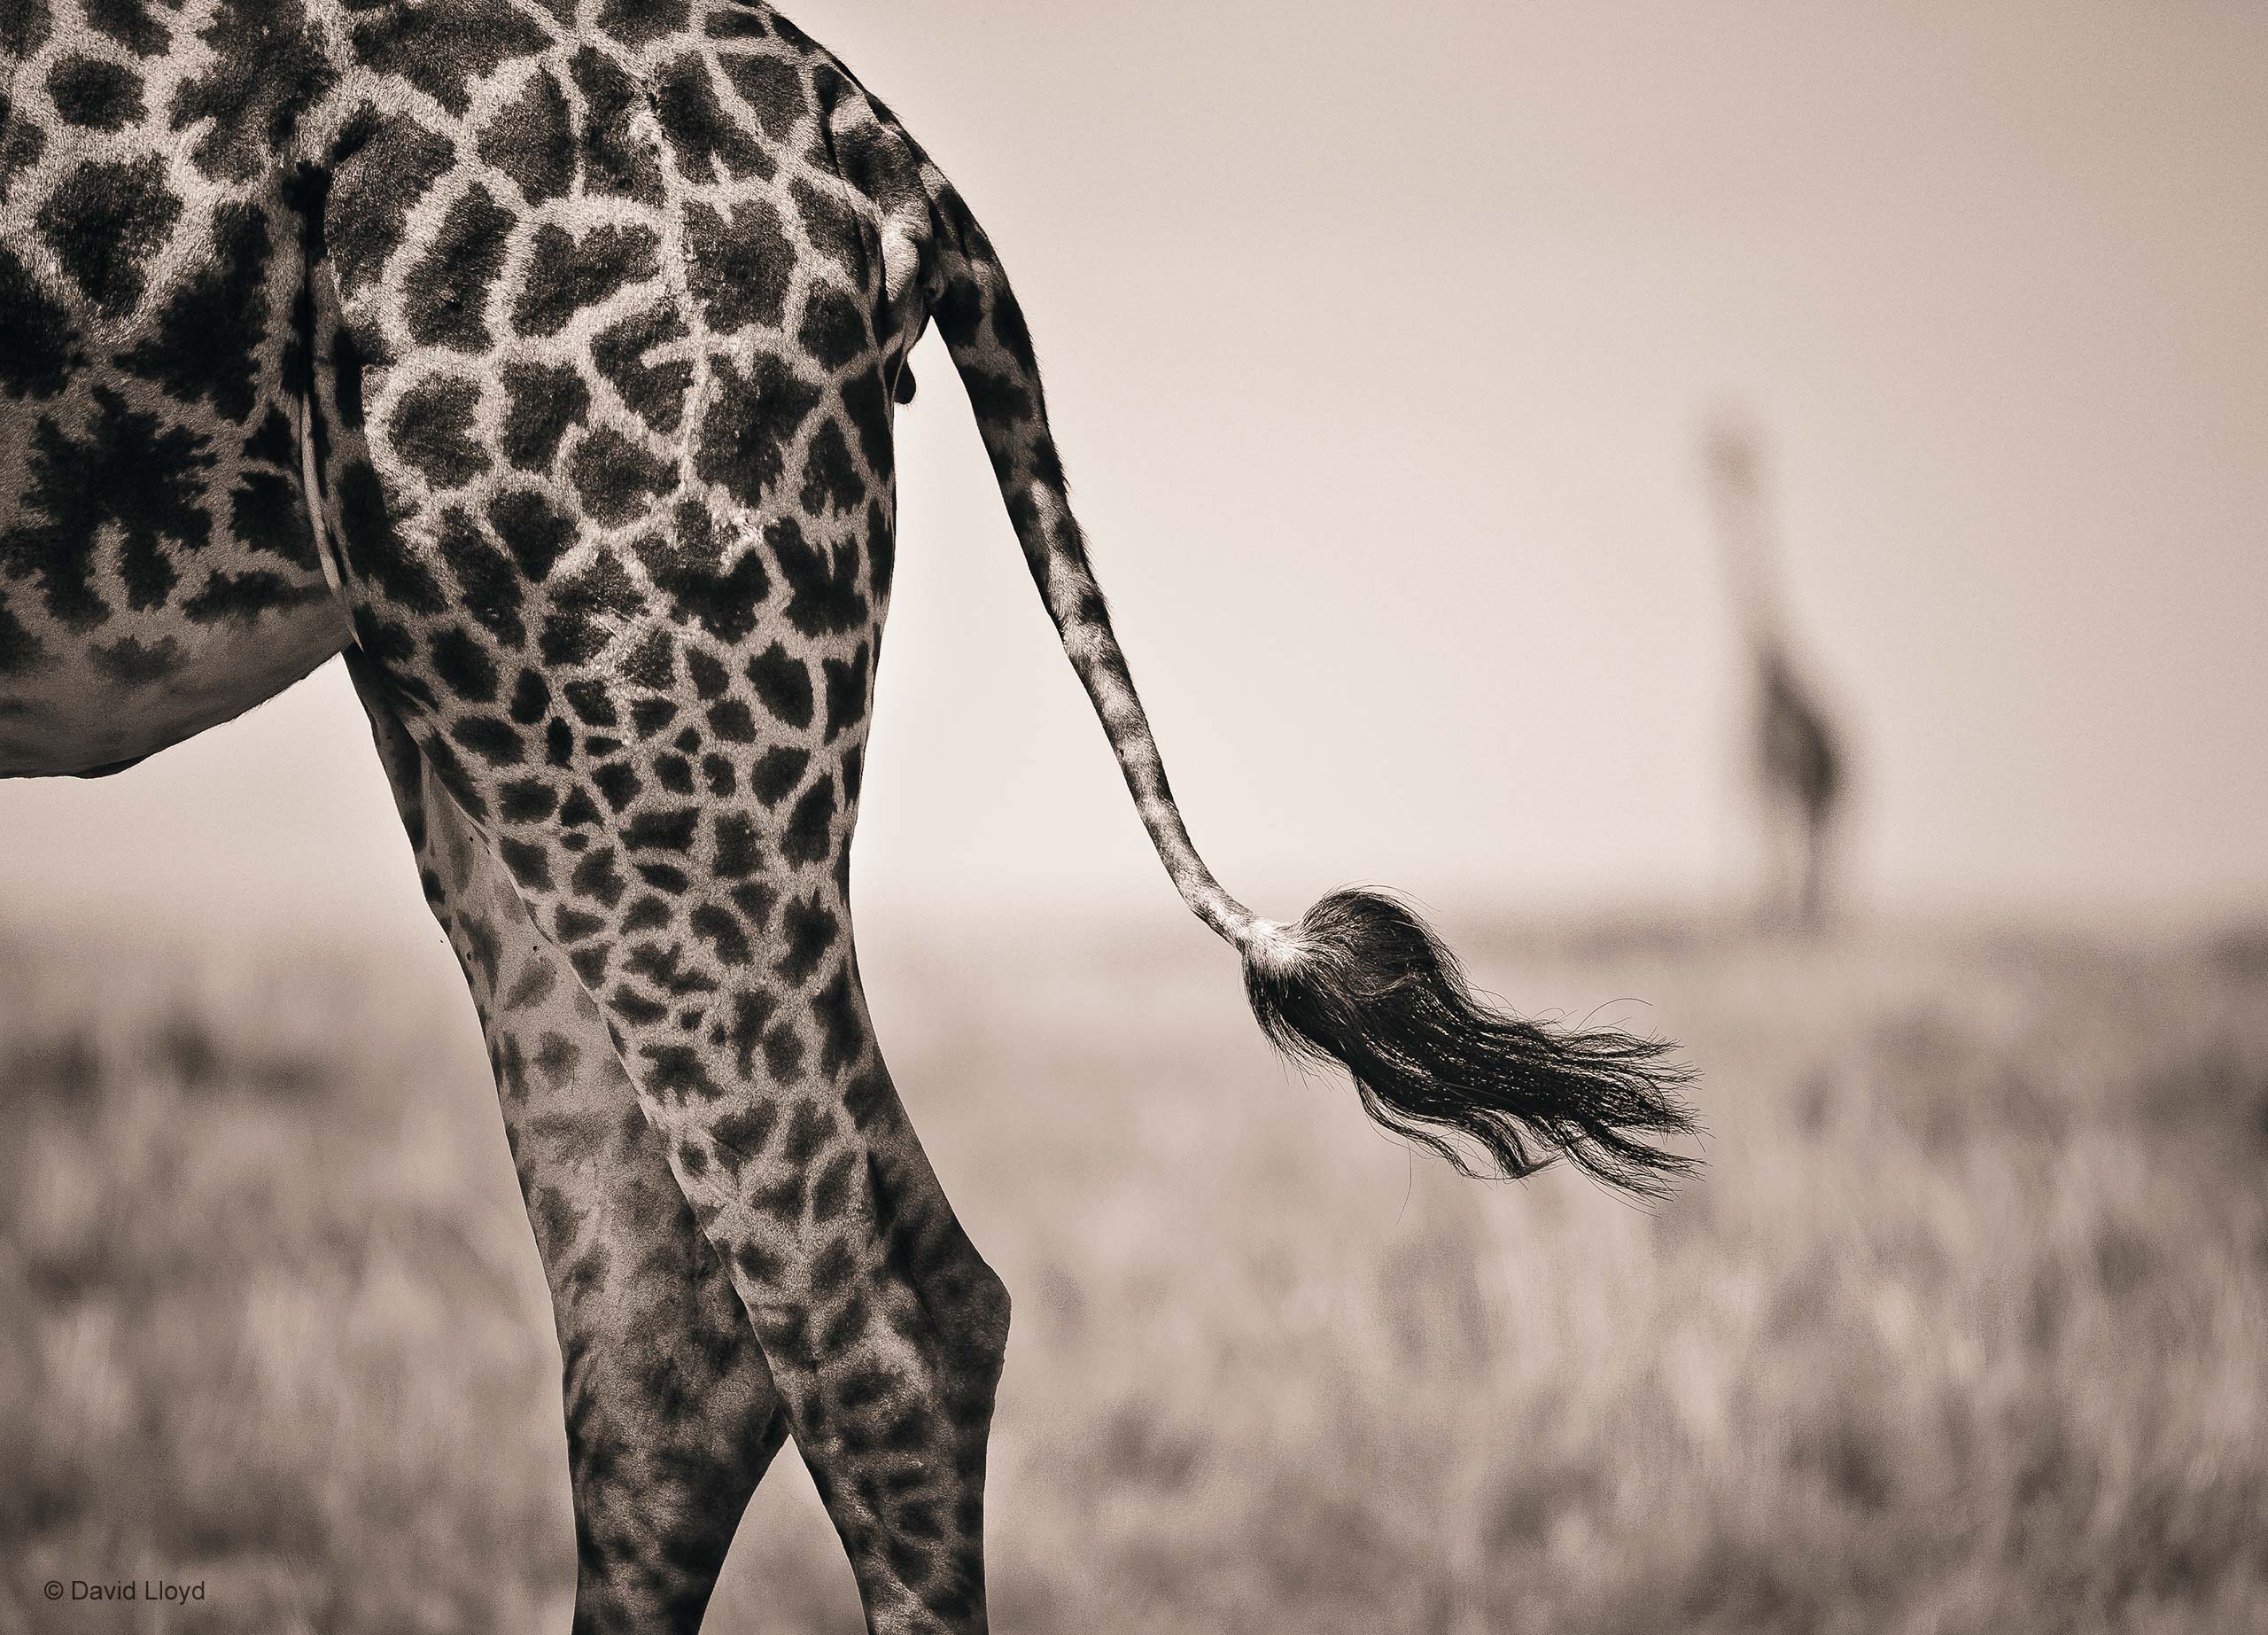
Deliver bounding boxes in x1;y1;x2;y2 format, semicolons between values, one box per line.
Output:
914;165;1699;1198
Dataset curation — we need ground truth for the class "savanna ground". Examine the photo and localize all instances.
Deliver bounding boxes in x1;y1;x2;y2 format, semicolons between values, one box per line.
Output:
1;910;2264;1634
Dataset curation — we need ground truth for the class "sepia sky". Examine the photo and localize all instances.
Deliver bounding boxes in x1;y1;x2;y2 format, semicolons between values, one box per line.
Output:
2;0;2261;940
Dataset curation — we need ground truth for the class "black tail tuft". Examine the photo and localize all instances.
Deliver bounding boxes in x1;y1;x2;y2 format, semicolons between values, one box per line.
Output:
1240;889;1700;1199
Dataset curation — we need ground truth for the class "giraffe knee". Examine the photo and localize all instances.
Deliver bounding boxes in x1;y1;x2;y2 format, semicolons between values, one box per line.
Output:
944;1250;1011;1393
865;1153;1010;1392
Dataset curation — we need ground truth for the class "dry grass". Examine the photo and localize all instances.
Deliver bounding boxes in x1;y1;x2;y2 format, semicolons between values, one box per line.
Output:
1;915;2263;1632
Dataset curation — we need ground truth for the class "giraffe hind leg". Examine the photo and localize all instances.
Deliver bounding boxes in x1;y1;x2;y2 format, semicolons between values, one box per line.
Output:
354;661;788;1633
353;649;1009;1634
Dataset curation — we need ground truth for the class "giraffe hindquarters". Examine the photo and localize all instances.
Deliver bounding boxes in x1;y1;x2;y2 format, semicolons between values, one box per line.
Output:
353;672;788;1635
312;63;1009;1608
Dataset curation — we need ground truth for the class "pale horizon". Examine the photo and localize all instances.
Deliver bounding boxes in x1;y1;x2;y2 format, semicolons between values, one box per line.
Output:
2;0;2261;942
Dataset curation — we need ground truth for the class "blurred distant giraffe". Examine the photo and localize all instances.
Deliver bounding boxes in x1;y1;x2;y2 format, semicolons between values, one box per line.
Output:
1703;416;1850;931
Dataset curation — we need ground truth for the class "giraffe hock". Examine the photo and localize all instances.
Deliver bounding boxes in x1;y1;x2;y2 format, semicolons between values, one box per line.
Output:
1240;890;1700;1199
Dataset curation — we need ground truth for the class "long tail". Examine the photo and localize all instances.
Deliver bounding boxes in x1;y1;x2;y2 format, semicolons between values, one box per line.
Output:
913;165;1699;1199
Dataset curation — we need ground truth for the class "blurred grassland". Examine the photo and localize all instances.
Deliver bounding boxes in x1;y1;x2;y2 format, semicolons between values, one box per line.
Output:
1;916;2264;1633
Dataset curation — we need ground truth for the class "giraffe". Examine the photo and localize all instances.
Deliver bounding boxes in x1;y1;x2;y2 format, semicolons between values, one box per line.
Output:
1703;413;1849;932
3;4;1700;1629
359;670;792;1625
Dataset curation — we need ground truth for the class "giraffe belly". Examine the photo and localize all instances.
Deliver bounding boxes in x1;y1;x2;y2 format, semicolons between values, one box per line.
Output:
0;588;350;777
0;378;354;777
0;119;353;777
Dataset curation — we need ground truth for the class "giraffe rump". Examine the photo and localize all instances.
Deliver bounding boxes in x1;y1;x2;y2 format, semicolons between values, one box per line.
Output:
1242;890;1698;1198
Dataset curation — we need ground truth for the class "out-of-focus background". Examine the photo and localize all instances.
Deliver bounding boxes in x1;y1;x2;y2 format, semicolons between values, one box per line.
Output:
3;2;2264;1631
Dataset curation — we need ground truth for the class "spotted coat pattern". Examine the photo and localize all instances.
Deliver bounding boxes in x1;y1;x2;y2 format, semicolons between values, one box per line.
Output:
2;2;1097;1628
361;666;789;1629
4;4;1695;1630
